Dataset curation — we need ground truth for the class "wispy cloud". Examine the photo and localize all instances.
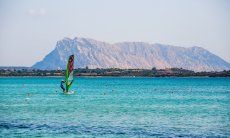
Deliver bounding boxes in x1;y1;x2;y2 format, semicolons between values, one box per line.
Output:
28;8;46;16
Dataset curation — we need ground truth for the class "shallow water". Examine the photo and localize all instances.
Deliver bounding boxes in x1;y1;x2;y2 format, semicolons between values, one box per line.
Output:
0;77;229;137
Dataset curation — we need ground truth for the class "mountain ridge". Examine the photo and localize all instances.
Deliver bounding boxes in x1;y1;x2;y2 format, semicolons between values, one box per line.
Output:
33;37;230;71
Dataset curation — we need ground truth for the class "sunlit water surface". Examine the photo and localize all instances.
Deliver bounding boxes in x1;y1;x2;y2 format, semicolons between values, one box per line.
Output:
0;77;229;137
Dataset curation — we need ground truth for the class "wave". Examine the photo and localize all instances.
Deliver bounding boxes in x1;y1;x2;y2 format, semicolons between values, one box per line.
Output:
0;120;227;137
0;121;163;137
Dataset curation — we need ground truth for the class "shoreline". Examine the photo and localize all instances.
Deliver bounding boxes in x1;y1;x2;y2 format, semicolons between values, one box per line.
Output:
0;75;229;78
1;68;229;77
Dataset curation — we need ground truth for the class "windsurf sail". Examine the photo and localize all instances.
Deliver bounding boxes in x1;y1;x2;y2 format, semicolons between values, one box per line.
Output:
65;55;74;92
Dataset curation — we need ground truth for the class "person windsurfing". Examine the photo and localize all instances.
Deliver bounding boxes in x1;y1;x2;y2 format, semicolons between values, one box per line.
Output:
60;55;74;93
60;80;65;92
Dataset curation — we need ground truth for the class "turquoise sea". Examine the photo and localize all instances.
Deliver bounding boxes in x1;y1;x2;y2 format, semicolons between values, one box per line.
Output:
0;77;229;137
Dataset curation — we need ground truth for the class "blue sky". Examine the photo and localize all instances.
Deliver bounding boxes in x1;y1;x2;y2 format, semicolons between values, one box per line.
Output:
0;0;229;66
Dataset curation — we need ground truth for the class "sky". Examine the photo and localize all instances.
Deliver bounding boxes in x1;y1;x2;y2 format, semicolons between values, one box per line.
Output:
0;0;229;66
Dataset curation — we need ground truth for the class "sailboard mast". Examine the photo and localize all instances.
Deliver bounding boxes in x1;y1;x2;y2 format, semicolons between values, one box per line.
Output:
65;55;74;92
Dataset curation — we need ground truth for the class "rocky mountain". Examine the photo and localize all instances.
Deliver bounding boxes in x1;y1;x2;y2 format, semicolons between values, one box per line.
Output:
33;37;230;71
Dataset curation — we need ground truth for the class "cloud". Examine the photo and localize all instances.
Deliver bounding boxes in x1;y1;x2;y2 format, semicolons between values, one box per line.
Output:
28;8;46;16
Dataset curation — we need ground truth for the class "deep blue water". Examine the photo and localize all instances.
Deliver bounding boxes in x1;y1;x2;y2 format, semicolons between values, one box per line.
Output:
0;77;229;137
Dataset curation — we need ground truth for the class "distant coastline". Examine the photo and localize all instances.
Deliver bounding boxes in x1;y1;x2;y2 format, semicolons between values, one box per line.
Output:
32;37;230;72
0;67;229;77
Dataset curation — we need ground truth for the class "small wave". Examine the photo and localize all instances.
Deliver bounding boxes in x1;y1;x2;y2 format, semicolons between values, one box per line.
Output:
0;121;163;136
0;122;30;129
0;121;227;137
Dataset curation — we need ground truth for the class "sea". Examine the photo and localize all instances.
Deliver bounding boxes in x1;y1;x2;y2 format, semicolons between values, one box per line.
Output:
0;77;229;137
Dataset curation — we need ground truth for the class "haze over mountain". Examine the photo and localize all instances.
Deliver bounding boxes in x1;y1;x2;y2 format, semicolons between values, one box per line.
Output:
33;37;230;71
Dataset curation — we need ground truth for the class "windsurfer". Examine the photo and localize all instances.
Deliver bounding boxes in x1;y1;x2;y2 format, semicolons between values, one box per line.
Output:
60;55;74;93
60;80;65;92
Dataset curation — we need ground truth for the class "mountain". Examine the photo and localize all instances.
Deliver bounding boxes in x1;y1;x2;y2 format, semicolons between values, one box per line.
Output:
33;37;230;71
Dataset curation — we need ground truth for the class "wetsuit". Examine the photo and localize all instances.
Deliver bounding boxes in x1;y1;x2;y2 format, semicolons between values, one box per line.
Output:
60;80;65;92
